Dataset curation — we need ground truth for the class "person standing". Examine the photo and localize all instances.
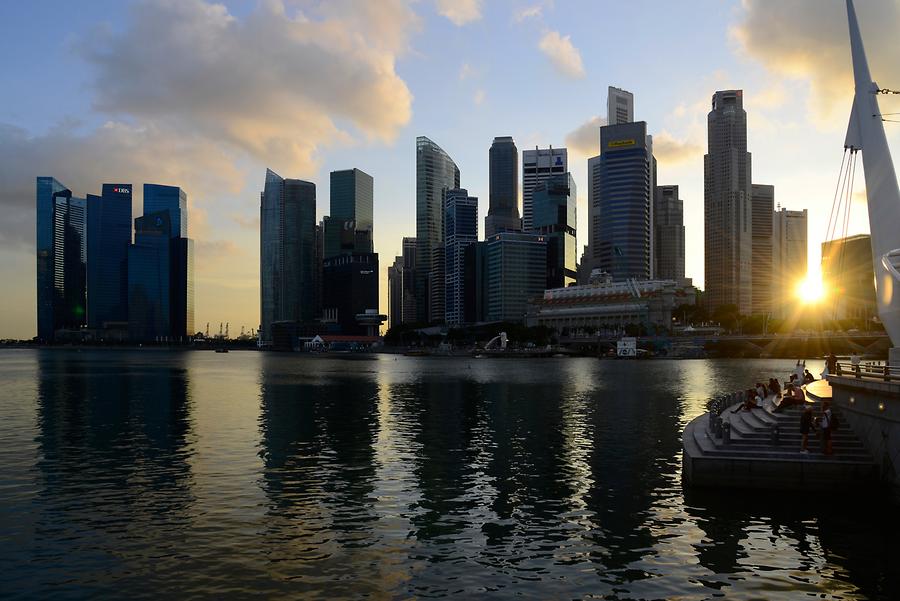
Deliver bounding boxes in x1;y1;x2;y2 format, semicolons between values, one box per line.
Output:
820;401;834;456
800;404;813;454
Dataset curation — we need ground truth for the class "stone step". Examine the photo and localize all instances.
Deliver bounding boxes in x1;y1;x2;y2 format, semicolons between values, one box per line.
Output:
692;427;873;463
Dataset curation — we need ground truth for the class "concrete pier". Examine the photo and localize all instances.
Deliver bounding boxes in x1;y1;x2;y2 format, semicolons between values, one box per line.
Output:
682;383;879;491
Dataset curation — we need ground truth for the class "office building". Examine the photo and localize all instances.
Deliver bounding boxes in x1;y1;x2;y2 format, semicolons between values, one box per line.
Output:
35;178;87;340
772;207;808;317
705;90;753;314
607;86;634;126
444;189;478;325
485;232;547;322
144;184;187;238
388;237;418;328
485;136;520;237
464;241;489;323
388;256;403;329
522;146;567;232
87;184;132;331
532;173;577;288
416;136;460;323
591;121;653;280
322;253;379;335
654;185;685;282
260;169;317;344
750;184;774;315
821;234;875;322
324;168;374;259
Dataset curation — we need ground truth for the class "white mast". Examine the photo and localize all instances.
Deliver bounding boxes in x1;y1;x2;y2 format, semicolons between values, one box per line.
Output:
845;0;900;347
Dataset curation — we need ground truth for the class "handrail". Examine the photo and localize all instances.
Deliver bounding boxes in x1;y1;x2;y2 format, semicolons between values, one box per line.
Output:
833;360;900;382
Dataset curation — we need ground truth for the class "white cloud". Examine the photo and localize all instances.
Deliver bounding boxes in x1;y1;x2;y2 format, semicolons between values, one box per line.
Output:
459;62;475;80
564;115;605;157
538;30;585;79
515;5;543;22
652;131;704;166
435;0;482;26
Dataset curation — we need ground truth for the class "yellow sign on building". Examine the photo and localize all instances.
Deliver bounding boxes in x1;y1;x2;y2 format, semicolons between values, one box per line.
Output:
608;139;635;148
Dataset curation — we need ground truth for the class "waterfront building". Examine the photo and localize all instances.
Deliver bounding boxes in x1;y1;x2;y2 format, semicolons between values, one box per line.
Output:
590;121;653;280
444;189;478;325
324;168;374;259
485;136;521;237
322;253;380;335
772;207;808;318
821;234;876;322
607;86;634;126
36;177;87;341
532;173;577;289
86;184;132;331
705;89;753;314
416;136;460;323
750;184;774;315
522;146;567;232
259;169;317;344
654;185;685;282
485;232;547;322
144;184;187;238
388;256;403;329
464;241;489;323
526;278;697;335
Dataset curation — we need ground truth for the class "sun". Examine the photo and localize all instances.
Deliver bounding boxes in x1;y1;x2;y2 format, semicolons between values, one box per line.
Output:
796;274;826;304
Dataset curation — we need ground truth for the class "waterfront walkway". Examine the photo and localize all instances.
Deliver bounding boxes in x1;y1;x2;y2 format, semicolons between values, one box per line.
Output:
683;381;879;491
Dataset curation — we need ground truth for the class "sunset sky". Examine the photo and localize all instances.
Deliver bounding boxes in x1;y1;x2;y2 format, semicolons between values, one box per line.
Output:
2;0;900;339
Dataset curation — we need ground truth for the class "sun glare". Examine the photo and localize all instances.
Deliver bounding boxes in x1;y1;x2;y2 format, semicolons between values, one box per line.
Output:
796;274;826;304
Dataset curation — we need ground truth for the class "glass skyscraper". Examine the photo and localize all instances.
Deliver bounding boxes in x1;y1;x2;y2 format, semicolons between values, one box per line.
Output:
485;232;547;322
444;189;478;325
144;184;187;238
416;136;459;323
260;169;317;344
532;173;577;289
654;185;686;282
485;136;520;237
522;147;567;232
87;184;132;330
36;177;71;341
324;168;374;258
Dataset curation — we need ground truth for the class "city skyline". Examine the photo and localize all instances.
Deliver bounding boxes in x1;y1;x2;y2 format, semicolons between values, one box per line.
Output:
3;0;900;338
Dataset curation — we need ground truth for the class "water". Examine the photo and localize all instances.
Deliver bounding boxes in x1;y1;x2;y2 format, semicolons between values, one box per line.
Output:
1;350;897;600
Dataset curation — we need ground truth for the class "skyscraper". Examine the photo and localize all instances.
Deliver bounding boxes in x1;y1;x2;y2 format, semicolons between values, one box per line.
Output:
144;184;187;238
485;232;547;322
322;253;379;335
772;207;808;318
750;184;775;315
821;234;874;322
401;237;417;324
485;136;520;237
87;184;132;330
324;168;374;259
654;185;685;282
532;173;577;288
607;86;634;126
444;189;478;325
705;89;753;314
388;255;403;329
592;121;653;280
36;177;77;341
522;147;567;232
416;136;460;324
259;169;317;344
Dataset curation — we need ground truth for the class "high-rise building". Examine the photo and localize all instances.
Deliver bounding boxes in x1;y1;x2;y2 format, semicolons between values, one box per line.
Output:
464;241;488;323
485;232;547;322
821;234;875;322
485;136;520;237
522;146;567;232
416;136;460;324
388;255;403;329
591;121;653;280
705;90;753;314
607;86;634;126
37;177;87;341
532;173;577;288
87;184;132;330
654;185;685;282
772;207;808;318
322;253;379;335
128;184;194;341
324;168;374;259
444;189;478;325
259;169;317;344
750;184;775;315
388;237;418;328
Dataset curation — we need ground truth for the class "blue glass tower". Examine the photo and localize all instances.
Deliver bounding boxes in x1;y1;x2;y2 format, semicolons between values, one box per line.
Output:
36;177;69;341
87;184;132;330
532;173;577;288
144;184;187;238
444;189;478;325
128;212;172;341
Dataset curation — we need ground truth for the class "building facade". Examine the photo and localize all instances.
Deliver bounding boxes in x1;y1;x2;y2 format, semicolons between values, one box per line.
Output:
522;146;567;232
485;136;521;237
324;168;374;259
750;184;774;315
416;136;460;324
322;253;379;335
654;185;685;281
87;184;132;331
772;207;808;318
705;89;753;314
485;232;547;322
822;234;873;322
388;256;403;329
607;86;634;126
259;169;317;344
144;184;187;238
532;173;577;289
444;189;478;325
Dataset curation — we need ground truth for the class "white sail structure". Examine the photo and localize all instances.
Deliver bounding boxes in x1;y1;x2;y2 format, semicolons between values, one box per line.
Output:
844;0;900;349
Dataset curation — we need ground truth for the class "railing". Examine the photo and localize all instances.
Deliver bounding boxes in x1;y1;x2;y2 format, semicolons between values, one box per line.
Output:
833;361;900;383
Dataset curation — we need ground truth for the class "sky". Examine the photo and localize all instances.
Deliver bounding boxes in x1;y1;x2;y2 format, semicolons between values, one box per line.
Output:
2;0;900;339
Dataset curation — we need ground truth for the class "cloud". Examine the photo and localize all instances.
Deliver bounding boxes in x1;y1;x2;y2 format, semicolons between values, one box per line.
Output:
652;131;704;166
232;213;261;230
82;0;416;174
731;0;900;123
538;30;585;79
515;5;543;22
435;0;482;25
459;62;475;80
473;89;486;105
564;115;605;157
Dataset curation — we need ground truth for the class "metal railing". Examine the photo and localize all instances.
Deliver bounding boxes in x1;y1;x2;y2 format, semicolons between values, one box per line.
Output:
833;361;900;383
